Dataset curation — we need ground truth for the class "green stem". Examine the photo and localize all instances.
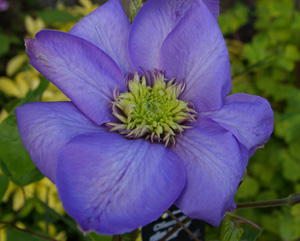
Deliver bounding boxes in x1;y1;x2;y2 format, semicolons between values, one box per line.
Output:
236;193;300;209
45;187;50;234
0;222;58;241
112;235;122;241
166;210;201;241
130;229;138;241
227;213;261;231
232;51;278;79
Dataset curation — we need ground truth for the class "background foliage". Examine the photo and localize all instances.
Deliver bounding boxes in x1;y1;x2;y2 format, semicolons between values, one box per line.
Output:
0;0;299;240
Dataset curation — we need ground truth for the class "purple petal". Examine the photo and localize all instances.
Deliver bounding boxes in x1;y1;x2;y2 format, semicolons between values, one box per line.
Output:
25;30;125;125
203;0;219;19
200;93;274;156
69;0;131;75
0;0;9;11
172;118;248;226
128;0;194;72
160;0;231;112
56;132;186;235
16;102;105;183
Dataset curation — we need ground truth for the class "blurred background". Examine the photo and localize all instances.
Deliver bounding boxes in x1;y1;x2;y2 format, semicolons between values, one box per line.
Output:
0;0;300;240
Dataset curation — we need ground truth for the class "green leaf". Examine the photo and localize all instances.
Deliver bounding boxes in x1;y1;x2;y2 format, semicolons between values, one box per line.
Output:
279;214;300;240
240;224;263;241
0;174;9;204
0;33;10;56
33;77;49;100
286;90;300;112
284;44;300;61
0;76;52;186
275;113;300;142
3;99;21;113
218;2;249;35
295;183;300;193
88;232;112;241
0;86;49;186
129;0;143;22
261;213;280;234
6;226;47;241
33;196;92;241
18;198;35;218
12;167;43;186
0;114;43;186
221;219;244;241
291;204;300;217
255;190;278;202
236;177;260;200
280;150;300;182
38;9;80;24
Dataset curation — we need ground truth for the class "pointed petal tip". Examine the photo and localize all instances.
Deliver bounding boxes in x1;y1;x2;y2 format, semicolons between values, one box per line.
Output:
22;30;125;125
24;37;32;47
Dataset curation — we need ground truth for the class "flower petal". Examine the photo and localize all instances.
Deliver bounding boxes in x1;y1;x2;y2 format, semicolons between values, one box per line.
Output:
128;0;194;72
16;102;104;183
56;132;186;235
200;93;274;156
25;30;125;125
160;0;231;112
172;118;248;226
69;0;131;74
203;0;219;20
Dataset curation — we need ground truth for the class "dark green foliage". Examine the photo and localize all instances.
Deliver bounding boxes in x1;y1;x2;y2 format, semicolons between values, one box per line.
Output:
0;174;9;204
217;0;300;240
38;9;81;24
0;78;49;186
220;218;244;241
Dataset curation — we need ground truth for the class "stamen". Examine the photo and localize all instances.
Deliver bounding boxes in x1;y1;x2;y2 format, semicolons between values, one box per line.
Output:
106;71;197;146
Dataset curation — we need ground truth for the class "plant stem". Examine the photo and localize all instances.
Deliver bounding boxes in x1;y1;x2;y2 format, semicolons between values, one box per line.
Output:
160;217;192;241
0;187;60;241
232;51;278;79
227;213;261;231
112;235;122;241
236;193;300;209
0;222;58;241
131;229;138;241
166;210;201;241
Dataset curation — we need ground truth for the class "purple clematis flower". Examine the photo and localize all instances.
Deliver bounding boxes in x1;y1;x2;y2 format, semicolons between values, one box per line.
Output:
16;0;273;235
0;0;9;11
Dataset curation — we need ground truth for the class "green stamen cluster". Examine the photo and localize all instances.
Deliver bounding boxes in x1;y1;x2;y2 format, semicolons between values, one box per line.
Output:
107;72;197;146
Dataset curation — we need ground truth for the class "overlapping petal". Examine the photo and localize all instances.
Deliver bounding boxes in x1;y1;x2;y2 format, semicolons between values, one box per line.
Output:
128;0;194;71
16;102;105;182
203;0;220;20
56;132;186;234
200;93;274;156
25;30;125;125
69;0;131;74
172;118;248;226
160;0;231;112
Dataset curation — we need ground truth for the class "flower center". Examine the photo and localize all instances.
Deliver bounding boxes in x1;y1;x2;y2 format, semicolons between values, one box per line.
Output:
106;71;197;146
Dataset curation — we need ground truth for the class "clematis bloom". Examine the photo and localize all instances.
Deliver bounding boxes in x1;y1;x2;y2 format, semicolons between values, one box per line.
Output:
0;0;9;11
16;0;273;235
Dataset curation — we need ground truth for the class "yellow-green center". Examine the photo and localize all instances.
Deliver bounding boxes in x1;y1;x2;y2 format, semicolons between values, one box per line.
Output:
106;71;197;146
